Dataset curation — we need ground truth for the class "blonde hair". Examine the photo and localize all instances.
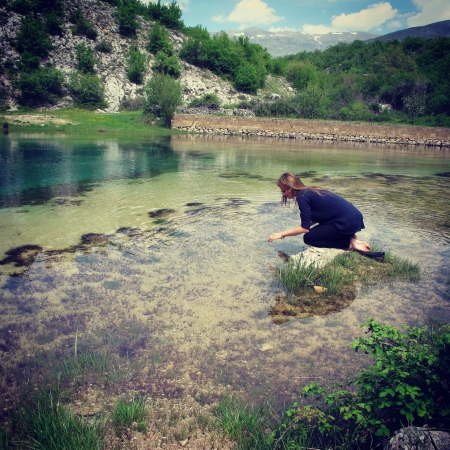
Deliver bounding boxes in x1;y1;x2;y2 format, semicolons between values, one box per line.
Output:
277;172;325;205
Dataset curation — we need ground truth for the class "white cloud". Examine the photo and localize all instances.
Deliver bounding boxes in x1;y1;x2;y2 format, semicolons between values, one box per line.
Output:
387;20;401;29
212;0;284;26
408;0;450;27
303;2;398;34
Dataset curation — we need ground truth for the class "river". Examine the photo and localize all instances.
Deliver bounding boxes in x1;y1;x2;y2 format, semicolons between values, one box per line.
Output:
0;132;449;427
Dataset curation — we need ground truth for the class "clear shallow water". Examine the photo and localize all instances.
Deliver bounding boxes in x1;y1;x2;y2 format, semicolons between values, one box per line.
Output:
0;132;449;414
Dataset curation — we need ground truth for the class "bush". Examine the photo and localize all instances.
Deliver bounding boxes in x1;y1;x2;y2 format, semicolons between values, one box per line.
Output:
116;2;139;37
145;0;183;30
188;93;220;109
45;10;65;36
68;71;107;110
249;318;450;450
146;23;173;55
69;8;97;40
15;15;53;57
95;39;113;53
143;73;182;126
151;51;181;78
19;51;41;72
18;66;64;106
234;62;260;94
75;42;96;74
127;44;147;84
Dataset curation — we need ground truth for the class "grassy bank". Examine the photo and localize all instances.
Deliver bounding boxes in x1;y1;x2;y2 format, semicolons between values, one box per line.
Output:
1;109;182;139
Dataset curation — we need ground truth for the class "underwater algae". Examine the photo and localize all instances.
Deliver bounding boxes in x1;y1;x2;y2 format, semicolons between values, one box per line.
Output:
0;170;449;448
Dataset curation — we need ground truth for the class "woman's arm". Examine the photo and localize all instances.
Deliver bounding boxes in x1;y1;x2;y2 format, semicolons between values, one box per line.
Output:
268;225;309;242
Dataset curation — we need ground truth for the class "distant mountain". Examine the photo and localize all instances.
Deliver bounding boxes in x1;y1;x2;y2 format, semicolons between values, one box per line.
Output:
211;28;379;57
368;20;450;42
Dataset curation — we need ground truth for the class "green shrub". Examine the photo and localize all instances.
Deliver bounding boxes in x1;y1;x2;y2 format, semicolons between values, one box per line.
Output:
76;42;96;74
116;2;139;37
143;73;182;126
145;0;183;30
127;44;147;84
188;93;220;109
19;51;41;72
151;50;181;78
18;66;64;106
69;8;97;40
94;39;113;53
68;71;107;110
45;10;65;36
15;15;53;57
146;23;173;55
234;62;260;94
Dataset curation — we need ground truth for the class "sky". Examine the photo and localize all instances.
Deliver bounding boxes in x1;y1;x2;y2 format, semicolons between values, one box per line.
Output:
144;0;450;35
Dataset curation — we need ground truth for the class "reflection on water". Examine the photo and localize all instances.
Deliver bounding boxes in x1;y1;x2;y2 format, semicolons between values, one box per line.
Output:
0;133;449;423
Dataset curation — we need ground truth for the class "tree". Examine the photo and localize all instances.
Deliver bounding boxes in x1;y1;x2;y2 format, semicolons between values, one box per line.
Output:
234;62;259;94
151;51;181;78
15;15;53;57
298;83;329;119
18;66;64;106
127;44;147;84
143;73;182;127
69;8;97;40
146;23;173;55
76;42;96;74
68;72;107;110
403;85;427;124
116;2;139;37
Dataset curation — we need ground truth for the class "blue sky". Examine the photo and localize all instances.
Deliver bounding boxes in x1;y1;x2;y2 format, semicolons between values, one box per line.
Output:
146;0;450;35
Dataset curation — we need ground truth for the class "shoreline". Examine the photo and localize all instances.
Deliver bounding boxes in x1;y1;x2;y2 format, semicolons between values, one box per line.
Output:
172;114;450;147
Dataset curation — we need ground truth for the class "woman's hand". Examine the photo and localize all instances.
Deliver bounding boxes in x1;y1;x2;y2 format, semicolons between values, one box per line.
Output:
268;232;284;242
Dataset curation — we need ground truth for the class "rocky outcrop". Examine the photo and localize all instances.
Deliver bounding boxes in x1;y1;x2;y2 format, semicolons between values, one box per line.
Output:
0;0;273;112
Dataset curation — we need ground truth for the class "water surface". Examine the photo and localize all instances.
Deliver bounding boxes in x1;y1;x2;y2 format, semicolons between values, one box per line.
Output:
0;132;449;421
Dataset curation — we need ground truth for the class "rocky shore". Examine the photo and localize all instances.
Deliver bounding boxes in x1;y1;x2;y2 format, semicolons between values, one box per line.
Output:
172;114;450;147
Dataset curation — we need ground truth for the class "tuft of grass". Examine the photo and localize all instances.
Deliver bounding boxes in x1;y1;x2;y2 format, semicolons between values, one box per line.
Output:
213;395;267;450
15;390;106;450
112;391;149;436
271;248;420;321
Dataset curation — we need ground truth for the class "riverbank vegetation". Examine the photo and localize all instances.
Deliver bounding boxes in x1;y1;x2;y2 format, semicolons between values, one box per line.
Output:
0;318;447;449
2;0;449;128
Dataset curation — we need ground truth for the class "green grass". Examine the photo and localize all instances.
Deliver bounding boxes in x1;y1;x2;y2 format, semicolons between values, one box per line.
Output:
278;247;420;296
14;390;106;450
1;108;184;138
213;396;268;450
271;247;420;320
112;392;149;436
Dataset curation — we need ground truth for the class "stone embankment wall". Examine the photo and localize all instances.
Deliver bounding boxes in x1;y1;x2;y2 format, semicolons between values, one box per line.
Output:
172;114;450;147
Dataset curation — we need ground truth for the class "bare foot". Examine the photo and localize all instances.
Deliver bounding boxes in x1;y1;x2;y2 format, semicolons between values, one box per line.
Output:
349;236;371;252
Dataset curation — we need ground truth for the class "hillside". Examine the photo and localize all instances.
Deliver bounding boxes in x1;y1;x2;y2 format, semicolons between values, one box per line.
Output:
369;20;450;42
212;28;378;57
0;0;292;112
